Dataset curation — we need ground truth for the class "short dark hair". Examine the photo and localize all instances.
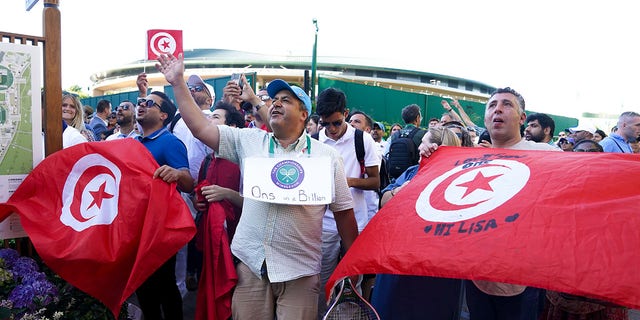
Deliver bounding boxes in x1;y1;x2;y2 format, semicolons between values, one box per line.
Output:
401;104;421;124
429;118;439;123
573;139;603;152
478;129;491;144
594;129;607;139
489;87;525;112
96;99;111;113
526;113;555;137
241;101;254;112
150;91;176;126
214;101;245;128
309;114;320;125
316;87;347;117
348;110;373;128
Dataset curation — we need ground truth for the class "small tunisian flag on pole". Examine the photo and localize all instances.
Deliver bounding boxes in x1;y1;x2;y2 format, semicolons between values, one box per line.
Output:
147;29;183;60
0;139;196;317
327;146;640;309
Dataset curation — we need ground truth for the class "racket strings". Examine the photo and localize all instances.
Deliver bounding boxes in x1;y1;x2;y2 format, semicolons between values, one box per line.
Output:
325;300;378;320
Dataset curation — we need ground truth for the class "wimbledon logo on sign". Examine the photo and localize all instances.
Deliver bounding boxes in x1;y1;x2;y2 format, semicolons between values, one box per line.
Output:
271;160;305;189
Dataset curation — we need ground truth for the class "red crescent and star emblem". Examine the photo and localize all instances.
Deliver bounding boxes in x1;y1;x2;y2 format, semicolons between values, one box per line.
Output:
149;32;177;57
60;154;122;232
416;160;530;223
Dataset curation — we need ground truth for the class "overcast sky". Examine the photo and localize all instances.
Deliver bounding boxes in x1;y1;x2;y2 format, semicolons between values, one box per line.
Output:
2;0;639;128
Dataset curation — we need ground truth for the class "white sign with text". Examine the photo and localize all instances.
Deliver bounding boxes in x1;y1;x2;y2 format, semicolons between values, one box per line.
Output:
243;156;333;205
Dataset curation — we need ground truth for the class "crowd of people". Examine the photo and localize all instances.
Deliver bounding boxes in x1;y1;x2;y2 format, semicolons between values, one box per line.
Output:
61;53;640;320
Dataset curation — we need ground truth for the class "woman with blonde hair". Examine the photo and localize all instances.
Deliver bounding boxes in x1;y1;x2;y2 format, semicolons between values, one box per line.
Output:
428;125;462;148
62;93;94;142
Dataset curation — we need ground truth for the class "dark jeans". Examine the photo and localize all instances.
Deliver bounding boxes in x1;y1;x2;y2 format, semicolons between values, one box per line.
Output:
186;236;202;276
465;280;541;320
371;275;463;320
136;255;183;320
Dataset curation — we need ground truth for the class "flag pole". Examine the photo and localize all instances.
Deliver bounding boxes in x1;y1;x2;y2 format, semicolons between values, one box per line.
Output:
310;19;319;105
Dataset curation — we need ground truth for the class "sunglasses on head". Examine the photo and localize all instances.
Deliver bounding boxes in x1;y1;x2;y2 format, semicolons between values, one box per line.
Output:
319;119;344;128
137;99;162;109
188;85;205;92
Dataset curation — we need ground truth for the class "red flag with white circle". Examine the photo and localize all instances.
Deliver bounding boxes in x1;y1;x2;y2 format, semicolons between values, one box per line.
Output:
0;139;195;317
147;29;183;60
327;146;640;309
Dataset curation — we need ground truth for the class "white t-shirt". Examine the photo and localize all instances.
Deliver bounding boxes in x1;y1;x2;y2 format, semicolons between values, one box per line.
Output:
318;125;381;232
62;126;87;148
171;110;213;180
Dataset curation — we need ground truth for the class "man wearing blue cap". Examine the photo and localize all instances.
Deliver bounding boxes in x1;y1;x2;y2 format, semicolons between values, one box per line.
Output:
155;53;358;320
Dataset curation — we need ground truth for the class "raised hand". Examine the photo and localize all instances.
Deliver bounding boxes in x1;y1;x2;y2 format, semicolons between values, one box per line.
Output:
136;73;149;96
155;53;185;85
440;100;452;111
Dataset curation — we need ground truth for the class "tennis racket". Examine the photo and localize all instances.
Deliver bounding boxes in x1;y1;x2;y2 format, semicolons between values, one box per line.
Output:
322;277;381;320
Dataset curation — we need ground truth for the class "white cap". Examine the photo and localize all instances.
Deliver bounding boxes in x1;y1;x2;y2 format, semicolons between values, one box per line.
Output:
568;123;596;134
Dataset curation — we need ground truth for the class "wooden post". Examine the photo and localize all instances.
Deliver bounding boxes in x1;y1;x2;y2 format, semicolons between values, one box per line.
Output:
43;0;62;155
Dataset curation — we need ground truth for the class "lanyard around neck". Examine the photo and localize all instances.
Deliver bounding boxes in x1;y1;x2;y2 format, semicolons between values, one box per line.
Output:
269;134;311;155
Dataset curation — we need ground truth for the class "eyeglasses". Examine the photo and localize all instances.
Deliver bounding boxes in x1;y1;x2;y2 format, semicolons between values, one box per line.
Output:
574;148;600;152
109;115;116;119
188;85;205;92
137;99;161;109
319;119;344;128
259;95;272;101
117;104;132;111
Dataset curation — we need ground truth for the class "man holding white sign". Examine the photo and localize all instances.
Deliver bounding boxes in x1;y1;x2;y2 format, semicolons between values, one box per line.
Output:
156;53;358;320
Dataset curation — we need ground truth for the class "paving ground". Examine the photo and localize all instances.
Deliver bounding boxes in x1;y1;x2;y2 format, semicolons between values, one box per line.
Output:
134;290;640;320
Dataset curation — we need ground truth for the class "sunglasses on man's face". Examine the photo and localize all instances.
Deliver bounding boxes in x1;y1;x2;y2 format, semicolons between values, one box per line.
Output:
319;119;344;128
188;85;205;92
137;99;162;109
117;104;133;111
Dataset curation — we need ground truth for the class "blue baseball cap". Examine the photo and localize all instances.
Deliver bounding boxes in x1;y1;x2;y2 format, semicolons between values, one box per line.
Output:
373;121;386;132
267;79;312;115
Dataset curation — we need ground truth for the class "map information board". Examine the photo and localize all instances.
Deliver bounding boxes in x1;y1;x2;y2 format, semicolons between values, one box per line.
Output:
0;42;44;239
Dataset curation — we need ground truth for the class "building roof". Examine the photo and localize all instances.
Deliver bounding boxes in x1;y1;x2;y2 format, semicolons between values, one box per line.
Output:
89;48;495;98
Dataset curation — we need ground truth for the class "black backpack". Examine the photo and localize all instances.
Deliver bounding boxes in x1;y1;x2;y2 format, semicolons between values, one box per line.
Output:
378;155;391;195
387;127;420;180
169;113;182;133
312;130;390;195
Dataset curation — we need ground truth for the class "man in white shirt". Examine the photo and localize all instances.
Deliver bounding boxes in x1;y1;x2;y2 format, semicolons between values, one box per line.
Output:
315;88;381;317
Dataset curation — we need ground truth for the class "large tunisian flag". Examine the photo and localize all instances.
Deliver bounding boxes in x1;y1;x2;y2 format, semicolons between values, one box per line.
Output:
0;139;196;316
328;146;640;309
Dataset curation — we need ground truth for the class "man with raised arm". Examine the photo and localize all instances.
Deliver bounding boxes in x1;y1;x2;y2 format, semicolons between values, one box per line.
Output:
155;54;358;320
